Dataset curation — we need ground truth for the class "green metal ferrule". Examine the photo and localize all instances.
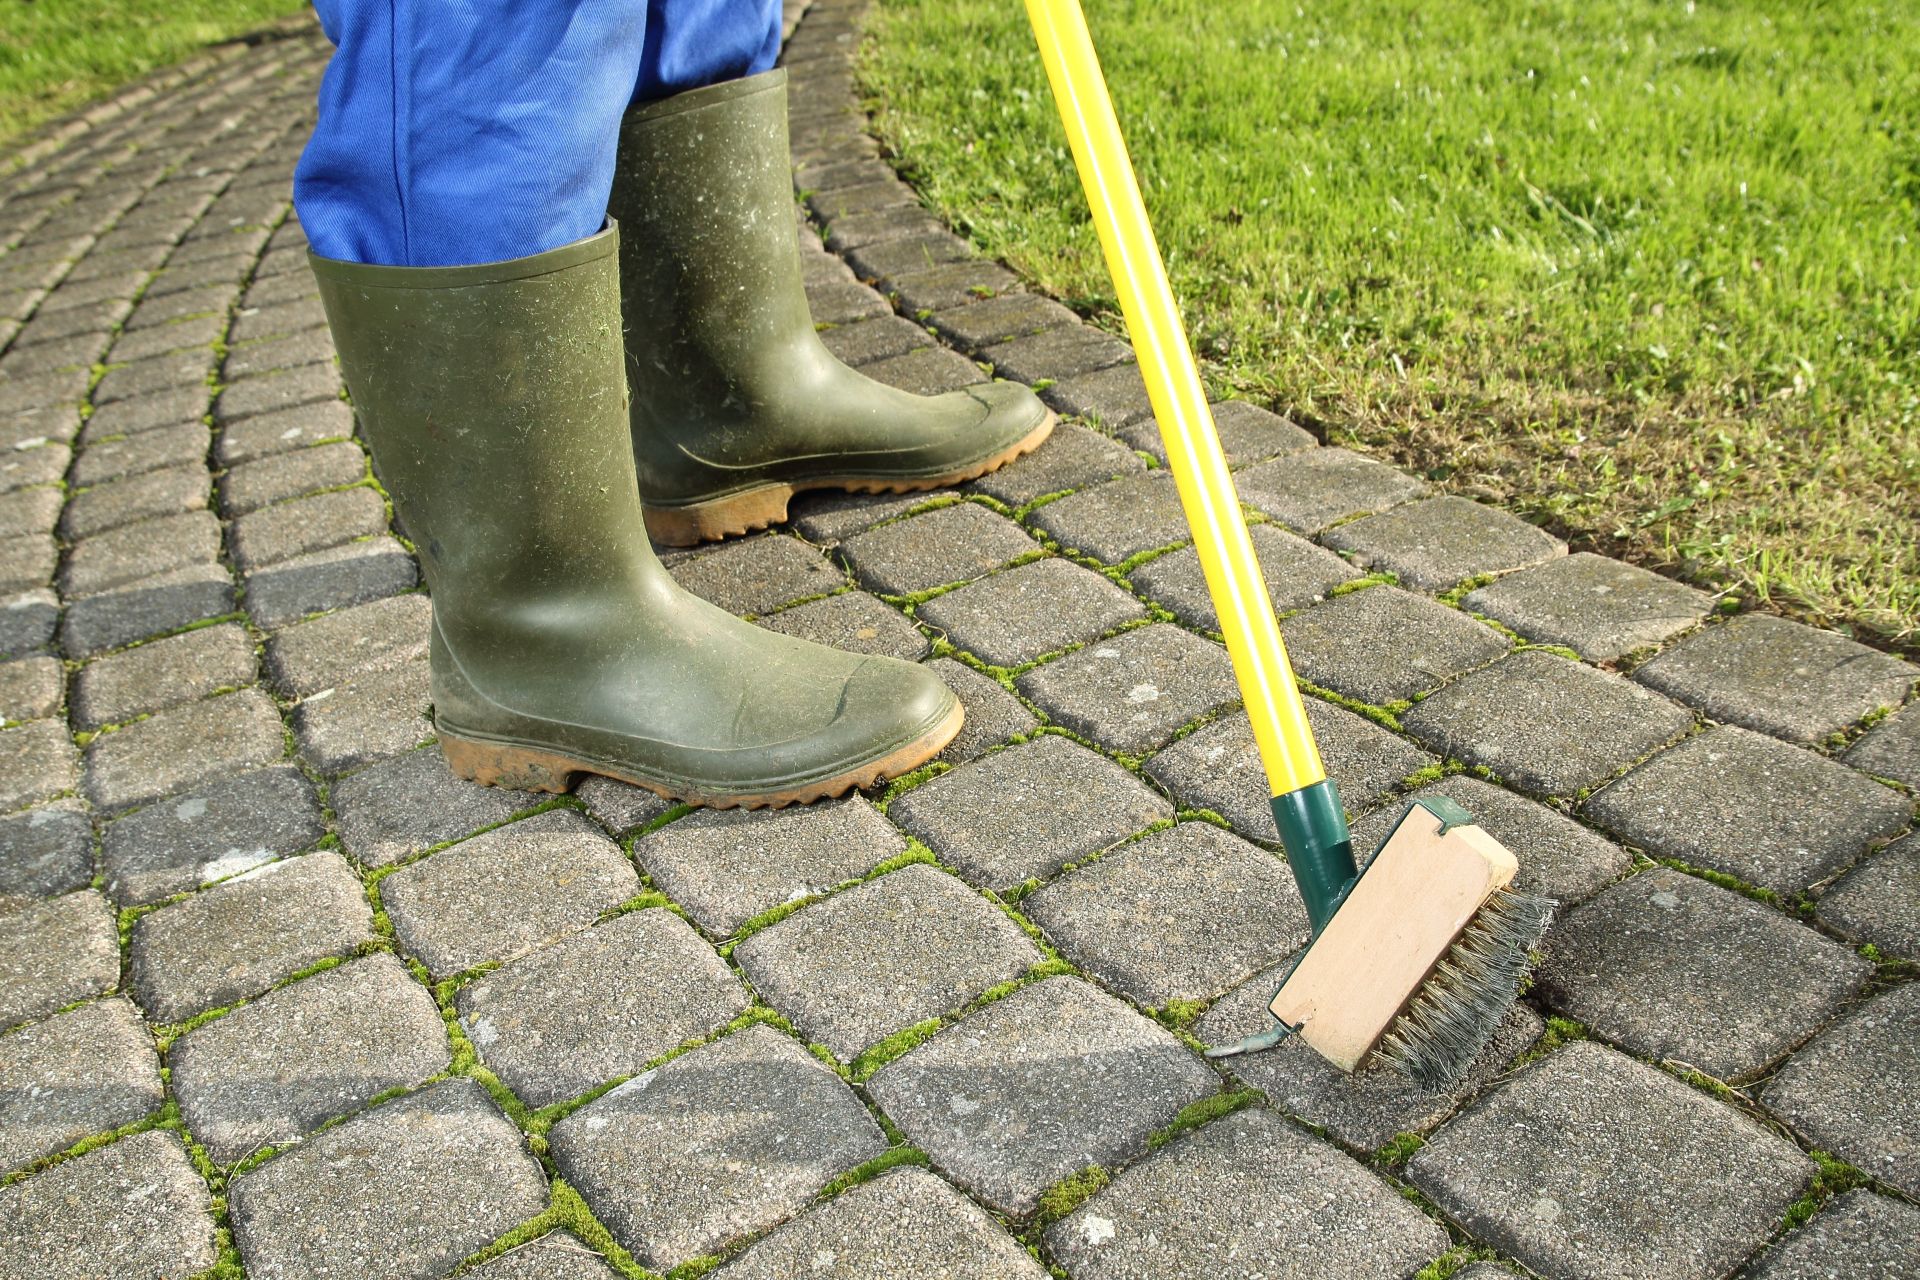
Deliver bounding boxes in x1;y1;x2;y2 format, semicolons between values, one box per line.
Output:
1271;779;1358;937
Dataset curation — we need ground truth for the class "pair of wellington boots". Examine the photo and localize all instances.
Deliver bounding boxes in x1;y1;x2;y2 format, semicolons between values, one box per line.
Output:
310;70;1053;808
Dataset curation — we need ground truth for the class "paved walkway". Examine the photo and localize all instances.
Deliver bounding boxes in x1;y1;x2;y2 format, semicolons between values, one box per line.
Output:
1;2;1917;1277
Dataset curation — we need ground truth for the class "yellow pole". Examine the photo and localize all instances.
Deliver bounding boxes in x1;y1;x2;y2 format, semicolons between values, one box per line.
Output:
1024;0;1325;798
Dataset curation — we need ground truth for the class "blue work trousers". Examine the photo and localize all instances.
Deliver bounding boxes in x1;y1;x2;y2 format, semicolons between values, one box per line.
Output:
294;1;783;267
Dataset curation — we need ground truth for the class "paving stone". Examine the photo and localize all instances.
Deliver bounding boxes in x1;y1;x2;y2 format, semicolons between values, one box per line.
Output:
0;442;70;496
219;440;365;515
892;733;1173;889
1016;623;1238;756
216;398;355;465
966;420;1146;509
1538;867;1871;1078
72;621;254;729
930;656;1038;762
838;501;1036;595
264;591;427;698
1846;700;1920;788
1761;982;1920;1199
828;206;950;252
0;532;55;594
1185;400;1318;466
457;908;748;1108
1282;586;1511;706
229;1078;549;1280
0;1131;217;1280
1408;1041;1813;1280
71;422;208;486
787;488;933;542
549;1023;887;1270
864;345;989;395
241;266;322;309
292;655;430;772
332;746;538;868
0;363;88;417
737;863;1041;1060
757;589;928;660
128;851;376;1024
633;796;906;936
1046;1108;1450;1280
230;484;387;570
0;654;61;725
670;533;843;615
867;976;1216;1216
0;484;62;538
380;810;638;979
83;687;285;811
1743;1189;1920;1280
1349;775;1632;906
63;509;220;598
1402;650;1694;797
0;584;59;655
803;278;890;325
1027;822;1309;1007
1322;495;1566;592
57;562;235;657
0;804;92;905
1462;552;1714;662
0;997;164;1173
1634;614;1918;744
928;292;1079;351
107;311;223;362
465;1232;623;1280
982;324;1133;384
229;297;327;344
215;362;341;423
223;327;334;379
62;463;211;541
1236;447;1431;534
916;557;1148;668
1028;472;1193;566
1816;833;1919;958
818;314;933;366
93;349;217;405
886;258;1019;313
1581;726;1911;895
120;281;230;328
806;177;918;221
1197;972;1543;1149
170;952;449;1164
1040;361;1154;428
574;774;676;836
245;536;419;627
0;889;118;1030
0;718;78;811
1131;523;1360;632
102;764;324;907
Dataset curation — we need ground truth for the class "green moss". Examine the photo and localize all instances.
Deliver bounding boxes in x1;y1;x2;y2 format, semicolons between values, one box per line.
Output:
450;1179;648;1278
1509;1015;1587;1069
1146;1089;1261;1150
1033;1164;1110;1227
817;1145;933;1199
1778;1150;1871;1232
1372;1130;1427;1170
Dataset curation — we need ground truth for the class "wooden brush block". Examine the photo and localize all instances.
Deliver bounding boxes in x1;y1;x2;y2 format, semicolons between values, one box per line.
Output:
1270;804;1518;1072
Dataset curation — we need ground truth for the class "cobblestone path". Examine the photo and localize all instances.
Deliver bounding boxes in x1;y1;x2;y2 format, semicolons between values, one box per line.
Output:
1;2;1917;1277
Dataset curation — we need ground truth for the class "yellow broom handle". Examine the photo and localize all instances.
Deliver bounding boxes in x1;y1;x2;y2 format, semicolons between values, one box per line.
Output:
1024;0;1324;797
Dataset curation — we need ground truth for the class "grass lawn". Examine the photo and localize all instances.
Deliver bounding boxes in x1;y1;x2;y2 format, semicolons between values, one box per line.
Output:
862;0;1920;649
0;0;309;150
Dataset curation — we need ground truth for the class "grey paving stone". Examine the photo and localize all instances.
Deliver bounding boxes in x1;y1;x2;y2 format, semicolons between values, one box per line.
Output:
1816;833;1919;958
1322;495;1566;593
457;908;748;1108
292;655;431;772
71;621;254;730
380;810;638;979
1282;586;1511;706
0;656;61;725
0;363;88;417
264;590;427;697
1040;361;1154;428
1047;1108;1450;1280
1403;650;1694;797
333;746;538;868
1761;983;1920;1199
930;656;1038;762
916;557;1148;668
230;484;387;570
71;423;207;487
128;851;376;1024
83;687;285;811
1634;614;1918;745
170;952;449;1164
220;440;365;515
465;1233;623;1280
928;292;1079;351
1539;867;1871;1078
215;362;341;423
864;345;989;396
1462;552;1714;662
0;804;92;905
223;327;334;379
229;1078;549;1280
839;501;1036;595
1350;775;1631;906
241;266;323;310
787;488;933;542
982;324;1133;384
1199;400;1319;466
107;311;223;362
804;278;890;325
806;176;918;222
574;774;675;836
1027;822;1308;1007
825;204;946;252
1029;472;1193;566
63;509;220;598
885;258;1019;313
245;536;419;628
1197;971;1543;1149
0;442;70;495
716;1166;1047;1280
1743;1189;1920;1280
0;997;164;1173
549;1023;887;1271
229;297;327;344
0;484;63;537
891;733;1174;890
867;977;1217;1216
736;863;1041;1060
1582;726;1911;895
57;562;235;657
758;589;928;660
1236;447;1431;535
669;533;843;616
967;422;1144;510
93;349;217;406
0;532;55;594
61;462;211;541
0;1131;217;1280
102;764;324;907
1408;1041;1813;1280
1131;523;1360;632
818;314;932;366
1846;700;1920;788
0;586;59;656
1015;623;1238;755
0;889;119;1030
215;398;355;465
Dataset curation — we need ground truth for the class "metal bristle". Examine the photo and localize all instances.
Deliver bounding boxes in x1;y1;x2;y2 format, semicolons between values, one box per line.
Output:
1374;887;1555;1091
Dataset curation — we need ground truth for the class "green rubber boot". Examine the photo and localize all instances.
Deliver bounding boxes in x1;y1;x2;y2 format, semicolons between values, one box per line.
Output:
612;68;1054;546
310;226;962;806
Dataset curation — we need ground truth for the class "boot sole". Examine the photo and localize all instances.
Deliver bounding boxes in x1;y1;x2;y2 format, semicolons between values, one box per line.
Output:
437;697;963;810
643;411;1057;546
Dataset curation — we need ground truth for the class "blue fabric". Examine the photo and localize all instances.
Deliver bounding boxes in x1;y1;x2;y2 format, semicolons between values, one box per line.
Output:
295;0;783;267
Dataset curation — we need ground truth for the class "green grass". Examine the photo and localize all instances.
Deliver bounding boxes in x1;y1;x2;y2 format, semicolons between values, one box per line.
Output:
862;0;1920;648
0;0;308;150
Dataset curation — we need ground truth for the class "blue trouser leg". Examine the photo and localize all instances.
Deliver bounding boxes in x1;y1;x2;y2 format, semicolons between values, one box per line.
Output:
294;0;782;267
